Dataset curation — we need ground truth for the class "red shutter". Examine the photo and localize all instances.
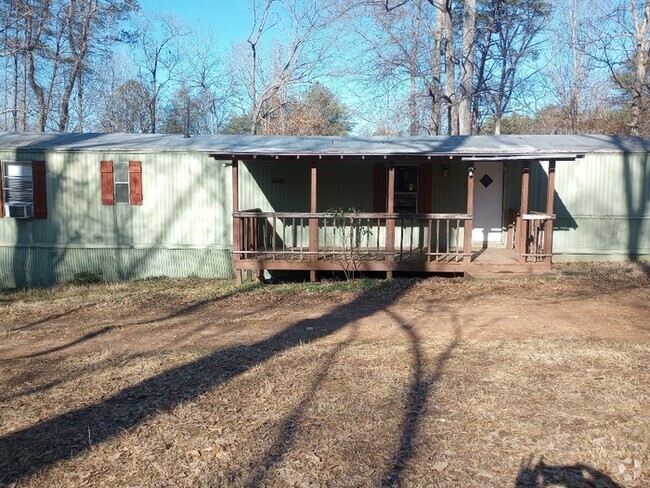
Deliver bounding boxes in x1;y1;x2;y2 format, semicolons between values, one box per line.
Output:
418;162;433;213
373;163;387;213
32;160;47;219
100;160;114;205
0;161;4;218
129;160;142;205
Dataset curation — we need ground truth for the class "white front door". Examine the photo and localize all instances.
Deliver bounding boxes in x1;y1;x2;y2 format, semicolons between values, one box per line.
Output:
472;161;504;246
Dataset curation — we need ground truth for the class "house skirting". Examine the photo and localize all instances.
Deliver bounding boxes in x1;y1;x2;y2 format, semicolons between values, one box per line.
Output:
0;245;235;288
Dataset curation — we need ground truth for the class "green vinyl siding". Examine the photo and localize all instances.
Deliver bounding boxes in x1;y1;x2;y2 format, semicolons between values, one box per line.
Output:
317;161;374;212
549;152;650;260
239;160;310;212
239;160;375;213
503;154;650;261
0;150;232;248
0;149;235;287
431;160;469;213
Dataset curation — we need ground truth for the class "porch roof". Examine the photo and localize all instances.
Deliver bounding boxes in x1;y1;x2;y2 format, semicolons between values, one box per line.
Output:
209;134;650;162
0;132;648;159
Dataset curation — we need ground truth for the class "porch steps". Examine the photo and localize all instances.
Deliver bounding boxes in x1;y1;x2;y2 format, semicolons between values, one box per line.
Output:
465;265;556;280
465;248;554;279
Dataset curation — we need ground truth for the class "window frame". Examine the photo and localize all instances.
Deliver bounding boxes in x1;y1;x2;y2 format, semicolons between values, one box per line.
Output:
2;160;34;215
112;161;131;205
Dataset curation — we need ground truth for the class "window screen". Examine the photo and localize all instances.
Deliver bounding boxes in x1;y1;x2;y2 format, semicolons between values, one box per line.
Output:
3;161;33;205
114;161;130;204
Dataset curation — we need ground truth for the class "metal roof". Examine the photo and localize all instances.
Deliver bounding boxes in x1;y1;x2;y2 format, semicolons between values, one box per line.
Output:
0;132;648;159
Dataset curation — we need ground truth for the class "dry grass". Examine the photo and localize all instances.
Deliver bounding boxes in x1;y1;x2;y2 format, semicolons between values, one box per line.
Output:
0;262;648;487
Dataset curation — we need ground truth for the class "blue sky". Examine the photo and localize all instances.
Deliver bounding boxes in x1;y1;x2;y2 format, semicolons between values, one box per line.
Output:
138;0;252;47
135;0;377;133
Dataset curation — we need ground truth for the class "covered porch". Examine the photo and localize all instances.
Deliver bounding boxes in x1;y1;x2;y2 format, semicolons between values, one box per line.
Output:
208;136;582;283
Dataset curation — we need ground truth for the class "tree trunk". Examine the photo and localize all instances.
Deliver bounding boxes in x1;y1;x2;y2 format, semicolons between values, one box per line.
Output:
409;1;423;135
493;115;501;135
13;53;18;131
27;50;47;131
428;15;443;135
409;67;417;135
441;0;457;135
77;71;84;132
629;0;650;135
251;42;258;134
459;0;475;135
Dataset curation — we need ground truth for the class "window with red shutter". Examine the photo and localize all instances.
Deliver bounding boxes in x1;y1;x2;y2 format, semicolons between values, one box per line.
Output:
100;161;115;205
113;161;130;203
101;160;142;206
32;161;47;219
129;161;142;205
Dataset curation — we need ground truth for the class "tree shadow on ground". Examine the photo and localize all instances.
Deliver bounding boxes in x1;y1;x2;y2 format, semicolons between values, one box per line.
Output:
2;282;265;361
10;303;96;331
246;323;360;487
1;350;145;403
0;280;414;485
10;326;115;359
380;309;461;487
515;456;623;488
239;289;501;487
136;281;265;326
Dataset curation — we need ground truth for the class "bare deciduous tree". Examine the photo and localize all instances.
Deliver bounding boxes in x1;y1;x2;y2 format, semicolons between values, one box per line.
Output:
543;0;611;134
474;0;551;134
357;0;431;135
132;13;188;134
0;0;136;132
101;78;152;133
592;0;650;135
229;0;340;134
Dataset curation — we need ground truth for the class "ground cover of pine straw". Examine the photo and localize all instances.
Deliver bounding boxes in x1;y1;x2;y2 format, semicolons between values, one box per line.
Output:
0;262;648;487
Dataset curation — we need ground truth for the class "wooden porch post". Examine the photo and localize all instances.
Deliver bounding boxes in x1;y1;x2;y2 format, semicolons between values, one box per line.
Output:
518;162;530;264
464;165;474;263
232;159;242;284
386;162;395;279
309;161;318;282
544;160;556;264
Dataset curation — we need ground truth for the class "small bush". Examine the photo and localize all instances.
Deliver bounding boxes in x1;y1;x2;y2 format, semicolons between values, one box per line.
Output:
66;271;103;286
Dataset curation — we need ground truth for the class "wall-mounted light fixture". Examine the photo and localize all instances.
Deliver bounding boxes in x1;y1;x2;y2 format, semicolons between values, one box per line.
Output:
442;165;449;178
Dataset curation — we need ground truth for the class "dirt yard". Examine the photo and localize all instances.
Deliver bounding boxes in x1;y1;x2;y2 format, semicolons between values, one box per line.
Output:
0;262;649;488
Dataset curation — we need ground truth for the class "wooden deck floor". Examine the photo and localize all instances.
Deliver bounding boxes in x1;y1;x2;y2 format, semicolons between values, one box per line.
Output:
235;246;552;279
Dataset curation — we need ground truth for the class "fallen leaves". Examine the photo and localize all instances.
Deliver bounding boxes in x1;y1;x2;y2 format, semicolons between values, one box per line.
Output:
0;268;648;487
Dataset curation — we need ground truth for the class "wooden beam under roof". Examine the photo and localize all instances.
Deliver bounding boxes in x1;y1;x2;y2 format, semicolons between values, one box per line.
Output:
210;152;585;162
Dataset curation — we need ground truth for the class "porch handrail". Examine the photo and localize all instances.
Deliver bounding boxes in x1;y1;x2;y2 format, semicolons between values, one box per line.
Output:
522;212;555;220
232;211;473;264
233;211;472;220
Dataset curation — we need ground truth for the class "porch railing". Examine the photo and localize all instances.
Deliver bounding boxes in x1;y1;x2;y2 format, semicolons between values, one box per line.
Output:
519;212;555;262
233;211;472;263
